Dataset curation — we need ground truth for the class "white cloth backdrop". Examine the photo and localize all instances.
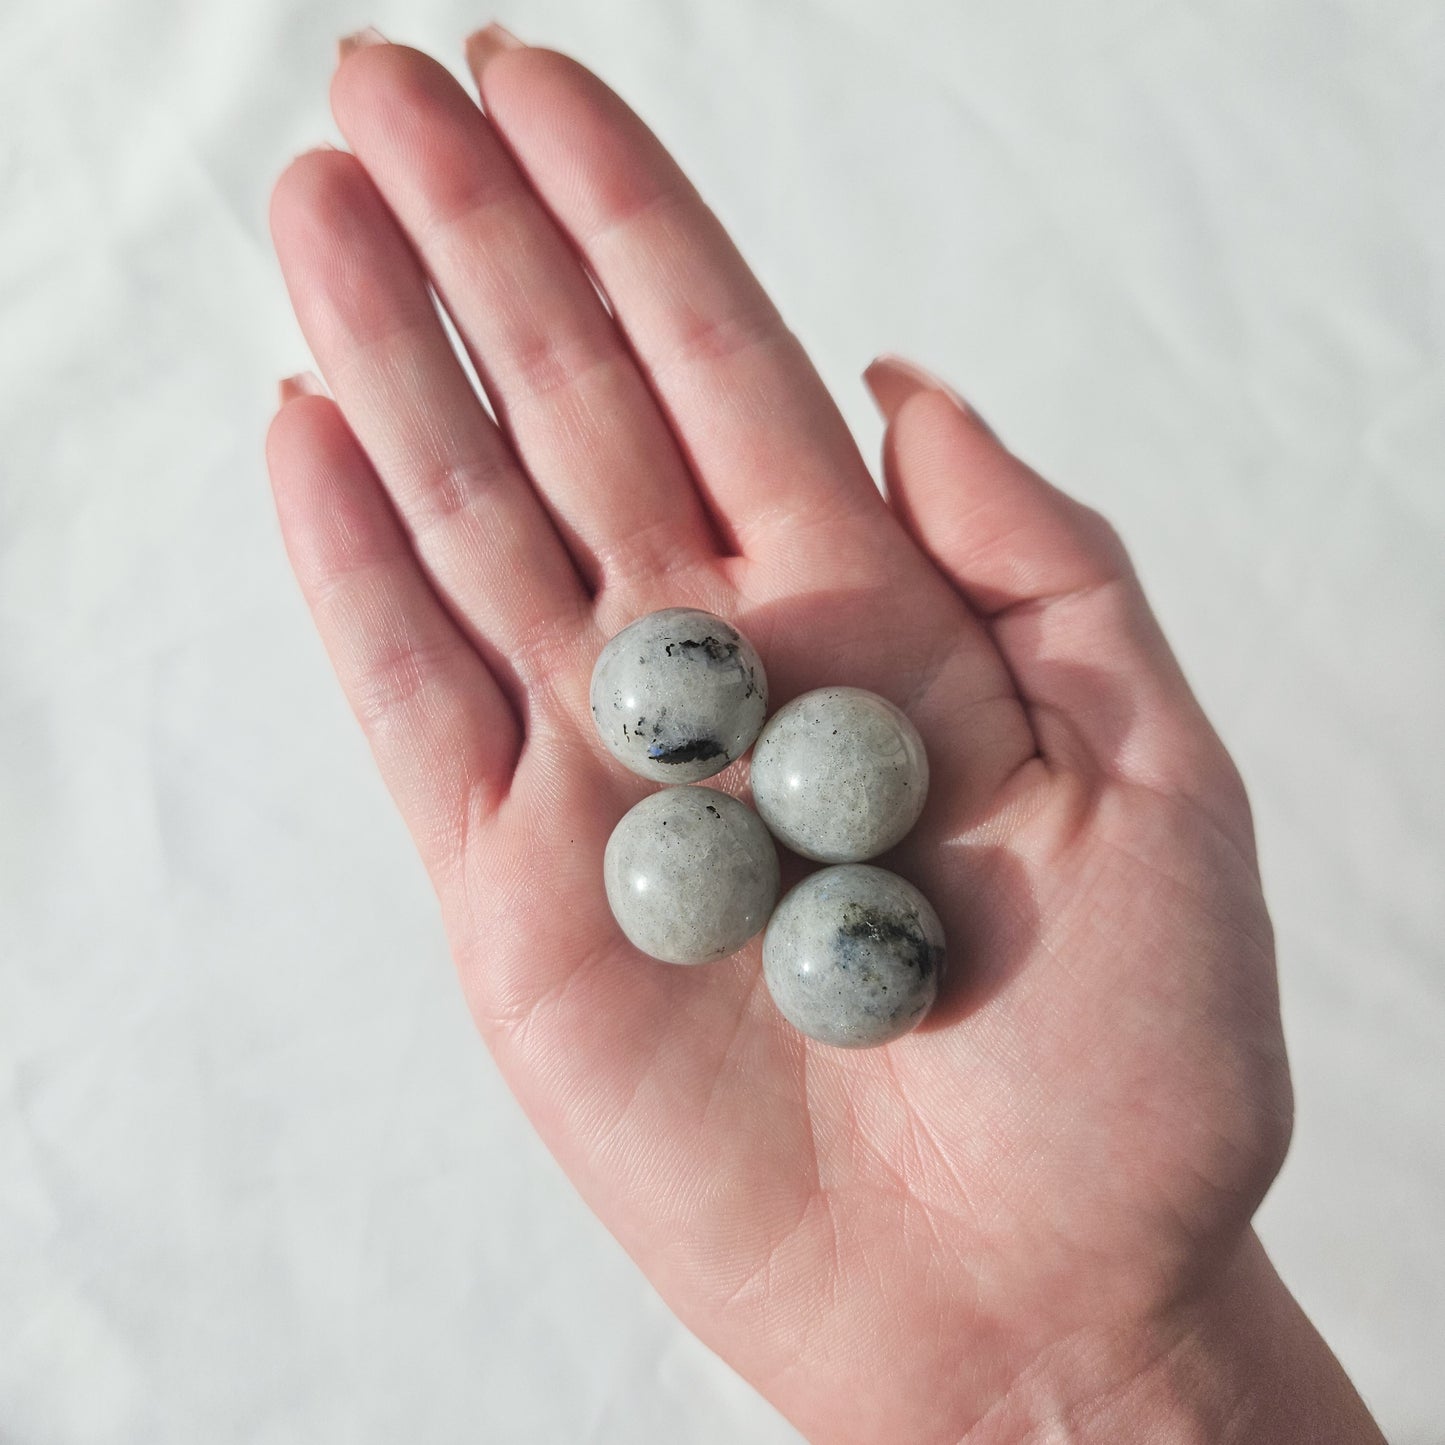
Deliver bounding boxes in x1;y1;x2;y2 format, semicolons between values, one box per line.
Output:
2;1;1442;1440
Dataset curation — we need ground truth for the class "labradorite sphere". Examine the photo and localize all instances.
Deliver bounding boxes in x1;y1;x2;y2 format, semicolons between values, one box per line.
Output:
763;864;944;1047
604;786;780;964
750;687;928;863
590;608;767;783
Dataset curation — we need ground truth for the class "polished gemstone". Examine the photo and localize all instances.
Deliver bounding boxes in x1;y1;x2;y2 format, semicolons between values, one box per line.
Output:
763;863;944;1047
604;786;780;964
590;608;767;783
750;687;928;862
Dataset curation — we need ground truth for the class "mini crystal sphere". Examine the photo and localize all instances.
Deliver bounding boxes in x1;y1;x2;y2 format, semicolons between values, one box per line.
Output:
604;787;781;965
750;687;929;863
763;864;945;1048
590;608;768;783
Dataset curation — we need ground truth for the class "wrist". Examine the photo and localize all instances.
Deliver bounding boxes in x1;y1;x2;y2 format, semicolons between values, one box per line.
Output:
968;1231;1384;1445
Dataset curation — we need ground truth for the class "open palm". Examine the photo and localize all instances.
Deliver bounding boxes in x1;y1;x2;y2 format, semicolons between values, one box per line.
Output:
267;32;1295;1442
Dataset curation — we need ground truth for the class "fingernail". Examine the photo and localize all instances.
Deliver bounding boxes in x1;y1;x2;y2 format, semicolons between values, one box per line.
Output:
279;371;326;405
863;353;993;437
338;25;388;62
465;23;524;78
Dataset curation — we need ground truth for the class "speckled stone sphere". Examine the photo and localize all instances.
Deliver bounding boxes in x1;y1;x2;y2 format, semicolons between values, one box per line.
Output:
763;864;944;1048
750;687;929;863
590;608;768;783
604;787;780;965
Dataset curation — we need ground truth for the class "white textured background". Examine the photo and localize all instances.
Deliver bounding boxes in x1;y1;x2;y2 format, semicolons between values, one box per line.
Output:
2;1;1442;1440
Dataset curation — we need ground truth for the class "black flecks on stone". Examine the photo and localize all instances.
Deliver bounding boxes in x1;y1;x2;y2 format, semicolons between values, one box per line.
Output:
837;906;940;980
647;737;725;765
705;804;720;818
665;634;741;665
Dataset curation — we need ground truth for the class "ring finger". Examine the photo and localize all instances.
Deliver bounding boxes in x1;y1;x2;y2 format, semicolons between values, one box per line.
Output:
269;146;590;688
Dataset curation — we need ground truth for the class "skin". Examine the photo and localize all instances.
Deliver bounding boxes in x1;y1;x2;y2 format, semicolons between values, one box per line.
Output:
265;26;1385;1443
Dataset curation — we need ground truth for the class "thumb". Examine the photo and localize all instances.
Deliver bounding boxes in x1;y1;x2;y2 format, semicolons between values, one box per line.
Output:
865;355;1246;817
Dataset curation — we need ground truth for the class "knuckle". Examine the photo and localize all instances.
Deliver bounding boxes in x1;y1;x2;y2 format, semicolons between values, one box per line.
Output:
1238;1041;1295;1194
655;305;791;377
509;615;587;693
403;452;517;538
504;327;622;401
352;633;452;732
1071;502;1133;577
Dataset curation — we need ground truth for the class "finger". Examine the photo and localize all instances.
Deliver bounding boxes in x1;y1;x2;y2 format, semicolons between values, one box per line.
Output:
866;356;1242;799
467;32;888;564
332;37;718;587
269;147;588;689
266;381;517;872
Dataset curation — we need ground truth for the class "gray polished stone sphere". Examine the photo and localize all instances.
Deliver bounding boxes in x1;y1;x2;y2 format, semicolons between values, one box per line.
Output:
763;864;944;1048
590;608;768;783
750;687;929;863
604;787;780;965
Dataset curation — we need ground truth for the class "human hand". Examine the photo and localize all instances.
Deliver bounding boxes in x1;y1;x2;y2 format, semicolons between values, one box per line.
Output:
266;28;1382;1442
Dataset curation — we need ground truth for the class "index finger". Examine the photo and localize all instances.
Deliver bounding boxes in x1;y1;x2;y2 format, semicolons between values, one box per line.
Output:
466;30;889;566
